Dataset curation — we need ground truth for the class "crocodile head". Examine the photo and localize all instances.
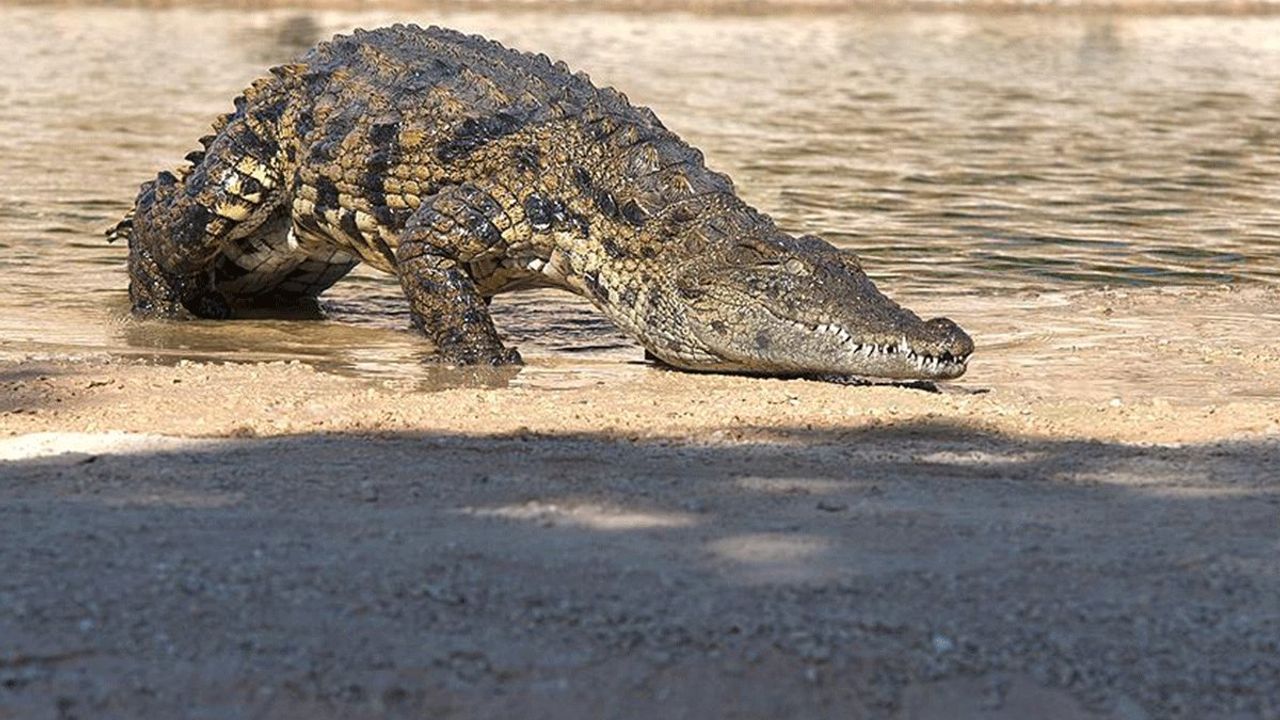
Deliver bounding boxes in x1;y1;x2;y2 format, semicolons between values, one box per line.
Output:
653;234;973;380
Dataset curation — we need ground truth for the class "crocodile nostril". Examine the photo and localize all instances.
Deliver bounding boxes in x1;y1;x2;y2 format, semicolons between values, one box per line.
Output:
926;317;975;355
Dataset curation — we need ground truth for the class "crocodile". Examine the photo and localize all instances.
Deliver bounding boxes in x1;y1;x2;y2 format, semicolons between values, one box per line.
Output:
109;24;974;380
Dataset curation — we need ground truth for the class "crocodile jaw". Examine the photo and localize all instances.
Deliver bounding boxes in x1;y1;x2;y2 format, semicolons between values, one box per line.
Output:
665;312;974;381
757;317;972;380
653;237;975;381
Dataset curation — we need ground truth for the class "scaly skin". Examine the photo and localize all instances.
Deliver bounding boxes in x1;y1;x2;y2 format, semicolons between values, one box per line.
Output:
109;24;974;379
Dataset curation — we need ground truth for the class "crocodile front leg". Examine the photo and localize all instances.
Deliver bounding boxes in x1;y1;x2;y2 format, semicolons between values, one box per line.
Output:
395;184;522;366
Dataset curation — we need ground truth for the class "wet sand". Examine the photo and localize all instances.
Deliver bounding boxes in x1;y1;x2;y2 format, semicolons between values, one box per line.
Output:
2;285;1279;719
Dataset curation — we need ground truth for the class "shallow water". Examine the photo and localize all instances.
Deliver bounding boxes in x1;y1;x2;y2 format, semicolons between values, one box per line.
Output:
2;5;1279;392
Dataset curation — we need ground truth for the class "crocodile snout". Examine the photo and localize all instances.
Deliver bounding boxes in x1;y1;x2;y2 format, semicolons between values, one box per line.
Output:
924;317;975;359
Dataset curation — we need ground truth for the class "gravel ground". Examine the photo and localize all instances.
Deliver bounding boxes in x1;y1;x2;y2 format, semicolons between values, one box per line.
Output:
2;286;1279;719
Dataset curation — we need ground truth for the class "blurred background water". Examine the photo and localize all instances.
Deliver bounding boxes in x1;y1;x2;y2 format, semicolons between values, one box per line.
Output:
1;4;1278;384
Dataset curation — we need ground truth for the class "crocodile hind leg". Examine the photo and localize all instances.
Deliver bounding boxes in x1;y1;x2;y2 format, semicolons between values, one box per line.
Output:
395;184;522;366
126;124;285;319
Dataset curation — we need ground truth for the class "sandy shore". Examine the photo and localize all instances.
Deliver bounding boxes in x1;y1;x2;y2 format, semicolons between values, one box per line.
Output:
2;285;1279;719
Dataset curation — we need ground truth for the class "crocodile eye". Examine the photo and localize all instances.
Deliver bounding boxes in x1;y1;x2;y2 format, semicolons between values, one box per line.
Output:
728;244;761;265
784;257;808;275
728;241;778;266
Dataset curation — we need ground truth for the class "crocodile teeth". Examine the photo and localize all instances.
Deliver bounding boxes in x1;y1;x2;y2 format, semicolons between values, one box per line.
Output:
845;341;973;370
843;338;970;372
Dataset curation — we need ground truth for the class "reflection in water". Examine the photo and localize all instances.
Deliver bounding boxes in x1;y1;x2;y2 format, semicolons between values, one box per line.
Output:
243;14;325;64
45;287;636;390
1077;20;1123;62
1;6;1279;394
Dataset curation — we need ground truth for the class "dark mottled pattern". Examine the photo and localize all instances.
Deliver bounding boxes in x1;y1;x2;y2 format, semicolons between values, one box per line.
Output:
313;178;339;213
436;111;529;163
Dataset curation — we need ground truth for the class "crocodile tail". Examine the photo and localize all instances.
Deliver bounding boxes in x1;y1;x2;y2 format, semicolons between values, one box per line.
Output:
105;208;135;244
107;140;208;245
108;66;302;247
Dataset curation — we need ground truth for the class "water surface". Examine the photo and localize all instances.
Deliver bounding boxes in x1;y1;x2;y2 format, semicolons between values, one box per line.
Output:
2;5;1278;391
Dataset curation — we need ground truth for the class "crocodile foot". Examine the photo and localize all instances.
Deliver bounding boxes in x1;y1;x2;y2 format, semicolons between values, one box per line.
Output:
426;345;523;367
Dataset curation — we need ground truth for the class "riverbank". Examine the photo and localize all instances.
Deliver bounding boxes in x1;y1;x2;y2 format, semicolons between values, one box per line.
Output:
2;284;1279;719
5;284;1280;444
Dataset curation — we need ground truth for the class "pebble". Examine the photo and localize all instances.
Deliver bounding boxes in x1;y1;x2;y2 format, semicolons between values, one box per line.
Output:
931;634;954;654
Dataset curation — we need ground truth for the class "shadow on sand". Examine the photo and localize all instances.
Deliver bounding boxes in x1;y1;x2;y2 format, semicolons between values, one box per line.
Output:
1;422;1277;719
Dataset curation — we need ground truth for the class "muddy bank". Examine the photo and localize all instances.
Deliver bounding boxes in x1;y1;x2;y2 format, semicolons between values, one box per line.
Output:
2;285;1279;719
4;285;1280;444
